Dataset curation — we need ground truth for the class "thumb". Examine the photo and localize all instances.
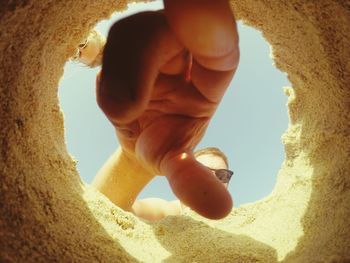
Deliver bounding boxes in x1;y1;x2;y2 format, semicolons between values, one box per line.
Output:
162;152;233;219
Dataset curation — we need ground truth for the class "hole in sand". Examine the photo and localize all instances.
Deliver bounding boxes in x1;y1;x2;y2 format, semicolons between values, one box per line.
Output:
58;1;290;208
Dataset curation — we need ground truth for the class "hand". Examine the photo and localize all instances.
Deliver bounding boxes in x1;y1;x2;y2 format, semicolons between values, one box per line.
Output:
96;0;239;219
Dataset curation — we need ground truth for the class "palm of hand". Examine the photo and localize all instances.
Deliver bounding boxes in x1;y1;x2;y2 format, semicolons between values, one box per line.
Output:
117;73;218;175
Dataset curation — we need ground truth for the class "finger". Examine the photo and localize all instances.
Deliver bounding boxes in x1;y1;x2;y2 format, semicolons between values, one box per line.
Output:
164;0;239;72
97;11;184;125
162;152;233;219
135;115;233;219
159;50;189;75
135;115;208;174
190;60;237;103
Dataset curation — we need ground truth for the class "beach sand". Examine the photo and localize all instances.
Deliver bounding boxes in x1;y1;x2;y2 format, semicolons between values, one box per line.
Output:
0;0;349;262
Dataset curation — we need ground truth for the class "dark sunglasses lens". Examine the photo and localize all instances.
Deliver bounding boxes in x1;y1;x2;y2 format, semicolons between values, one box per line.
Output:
214;169;233;183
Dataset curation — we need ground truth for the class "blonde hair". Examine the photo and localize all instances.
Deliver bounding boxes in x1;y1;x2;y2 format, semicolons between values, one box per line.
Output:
194;147;229;168
72;29;106;68
86;30;106;67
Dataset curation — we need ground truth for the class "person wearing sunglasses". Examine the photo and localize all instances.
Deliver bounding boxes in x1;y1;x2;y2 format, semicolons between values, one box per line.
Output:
194;147;233;187
135;147;233;221
72;29;105;68
93;147;233;222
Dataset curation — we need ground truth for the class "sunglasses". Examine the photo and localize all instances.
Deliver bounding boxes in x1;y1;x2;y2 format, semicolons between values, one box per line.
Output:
210;169;234;184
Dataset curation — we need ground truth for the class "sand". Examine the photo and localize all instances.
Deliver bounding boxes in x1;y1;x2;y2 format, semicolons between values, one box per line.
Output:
0;0;349;262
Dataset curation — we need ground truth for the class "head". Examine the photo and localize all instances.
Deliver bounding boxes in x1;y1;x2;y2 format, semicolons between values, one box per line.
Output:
72;30;105;67
194;147;233;188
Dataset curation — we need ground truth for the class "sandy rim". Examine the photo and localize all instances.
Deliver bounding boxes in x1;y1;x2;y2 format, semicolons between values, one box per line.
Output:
0;0;349;262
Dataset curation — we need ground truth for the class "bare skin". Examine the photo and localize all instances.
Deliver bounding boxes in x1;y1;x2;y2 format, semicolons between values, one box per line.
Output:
92;150;230;222
130;153;230;222
96;0;239;219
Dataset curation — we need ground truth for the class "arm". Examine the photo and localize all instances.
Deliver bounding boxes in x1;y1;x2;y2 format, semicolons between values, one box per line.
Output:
92;147;154;211
92;147;182;221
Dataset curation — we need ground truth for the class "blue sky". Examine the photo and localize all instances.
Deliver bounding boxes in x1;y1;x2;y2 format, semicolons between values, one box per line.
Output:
59;1;290;207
